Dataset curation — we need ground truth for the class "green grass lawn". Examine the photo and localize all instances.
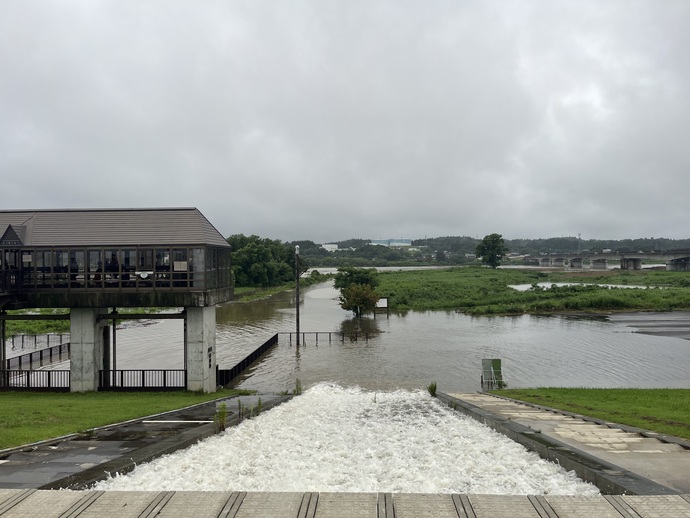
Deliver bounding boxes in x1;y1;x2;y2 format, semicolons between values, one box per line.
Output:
495;388;690;440
0;389;251;450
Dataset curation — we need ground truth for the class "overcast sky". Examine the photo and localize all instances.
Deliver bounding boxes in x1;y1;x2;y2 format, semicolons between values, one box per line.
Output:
1;1;688;243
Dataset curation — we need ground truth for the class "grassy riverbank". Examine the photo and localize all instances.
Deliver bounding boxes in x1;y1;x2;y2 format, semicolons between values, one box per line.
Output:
377;267;690;315
495;388;690;440
0;389;252;450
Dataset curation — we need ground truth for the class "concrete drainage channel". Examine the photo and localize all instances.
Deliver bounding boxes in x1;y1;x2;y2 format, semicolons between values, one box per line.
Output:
436;392;681;496
2;389;684;496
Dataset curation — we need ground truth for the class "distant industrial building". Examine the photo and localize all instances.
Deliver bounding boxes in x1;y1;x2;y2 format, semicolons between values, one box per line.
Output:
370;239;412;247
321;244;338;252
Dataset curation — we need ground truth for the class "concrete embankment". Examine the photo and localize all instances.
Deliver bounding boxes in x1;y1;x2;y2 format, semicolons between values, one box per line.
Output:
438;391;690;495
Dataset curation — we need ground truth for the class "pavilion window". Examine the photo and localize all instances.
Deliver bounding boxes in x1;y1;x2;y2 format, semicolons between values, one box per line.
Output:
54;250;69;284
69;250;85;286
192;248;204;289
155;249;171;287
155;249;170;270
121;249;136;283
35;250;50;286
138;249;154;270
173;248;188;287
88;250;103;287
21;251;33;269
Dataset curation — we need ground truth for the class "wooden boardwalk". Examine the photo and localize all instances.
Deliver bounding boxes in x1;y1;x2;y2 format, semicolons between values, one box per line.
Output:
1;490;690;517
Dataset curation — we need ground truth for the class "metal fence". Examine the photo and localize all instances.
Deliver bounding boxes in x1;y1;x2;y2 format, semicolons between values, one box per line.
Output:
280;331;371;344
5;343;70;370
0;370;70;391
5;333;70;352
99;369;187;391
217;333;279;386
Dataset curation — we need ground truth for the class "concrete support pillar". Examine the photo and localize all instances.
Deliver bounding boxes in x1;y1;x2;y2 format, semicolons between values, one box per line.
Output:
185;306;217;393
591;259;608;270
70;308;107;392
621;258;642;270
667;259;690;271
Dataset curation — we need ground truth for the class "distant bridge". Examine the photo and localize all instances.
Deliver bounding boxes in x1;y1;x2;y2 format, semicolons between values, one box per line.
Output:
536;250;690;271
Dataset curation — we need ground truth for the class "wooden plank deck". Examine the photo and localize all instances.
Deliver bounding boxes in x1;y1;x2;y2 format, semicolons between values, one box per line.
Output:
1;490;689;517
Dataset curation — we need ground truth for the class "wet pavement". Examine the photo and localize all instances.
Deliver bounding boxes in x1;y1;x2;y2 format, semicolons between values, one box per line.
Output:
0;394;290;490
440;392;690;495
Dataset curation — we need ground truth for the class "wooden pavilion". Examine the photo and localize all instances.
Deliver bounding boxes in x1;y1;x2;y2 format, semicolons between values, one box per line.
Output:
0;208;233;392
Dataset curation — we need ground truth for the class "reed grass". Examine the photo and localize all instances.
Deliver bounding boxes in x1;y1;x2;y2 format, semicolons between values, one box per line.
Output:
377;267;690;315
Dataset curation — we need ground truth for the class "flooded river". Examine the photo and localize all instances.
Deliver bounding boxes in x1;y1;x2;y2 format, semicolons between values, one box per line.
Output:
95;281;689;494
108;281;690;393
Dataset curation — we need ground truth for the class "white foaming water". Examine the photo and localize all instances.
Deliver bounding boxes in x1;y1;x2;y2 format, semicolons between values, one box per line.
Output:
95;384;598;495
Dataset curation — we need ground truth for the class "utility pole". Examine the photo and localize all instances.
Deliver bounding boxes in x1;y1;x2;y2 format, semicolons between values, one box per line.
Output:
295;245;300;346
0;312;5;388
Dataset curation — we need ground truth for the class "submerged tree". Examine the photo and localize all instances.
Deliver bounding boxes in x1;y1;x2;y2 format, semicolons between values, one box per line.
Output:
476;233;509;269
334;267;380;317
339;283;380;317
334;267;380;291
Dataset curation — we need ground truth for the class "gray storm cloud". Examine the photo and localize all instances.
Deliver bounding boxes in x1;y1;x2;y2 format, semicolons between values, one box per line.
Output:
1;0;688;242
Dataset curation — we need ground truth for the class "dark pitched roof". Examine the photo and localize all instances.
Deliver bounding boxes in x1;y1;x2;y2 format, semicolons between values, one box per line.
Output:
0;208;230;248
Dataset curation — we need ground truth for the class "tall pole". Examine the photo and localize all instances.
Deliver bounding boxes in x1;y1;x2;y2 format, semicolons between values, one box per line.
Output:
0;313;5;387
295;245;300;346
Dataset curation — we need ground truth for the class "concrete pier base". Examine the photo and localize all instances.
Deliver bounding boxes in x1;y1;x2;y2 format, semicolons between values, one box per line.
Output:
69;308;107;392
185;306;216;393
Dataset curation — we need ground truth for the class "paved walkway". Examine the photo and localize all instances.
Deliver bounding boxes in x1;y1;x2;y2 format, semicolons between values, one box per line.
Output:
1;489;690;517
441;392;690;495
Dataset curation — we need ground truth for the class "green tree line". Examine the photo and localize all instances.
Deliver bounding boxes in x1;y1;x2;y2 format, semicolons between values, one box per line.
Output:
228;234;308;288
284;235;690;269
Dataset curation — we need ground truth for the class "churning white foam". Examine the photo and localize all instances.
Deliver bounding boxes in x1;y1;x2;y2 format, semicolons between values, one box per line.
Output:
95;383;598;495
